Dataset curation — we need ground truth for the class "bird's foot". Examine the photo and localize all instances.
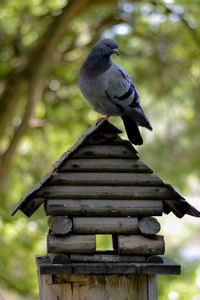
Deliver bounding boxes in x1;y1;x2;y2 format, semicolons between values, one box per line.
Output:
96;115;110;125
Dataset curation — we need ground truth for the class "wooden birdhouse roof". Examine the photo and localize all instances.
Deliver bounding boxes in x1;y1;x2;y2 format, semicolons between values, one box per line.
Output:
12;119;200;218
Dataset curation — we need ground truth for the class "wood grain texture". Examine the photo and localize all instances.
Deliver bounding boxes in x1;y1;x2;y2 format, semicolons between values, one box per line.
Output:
70;253;146;263
45;199;163;216
37;185;173;200
118;235;165;255
36;254;181;275
138;217;161;235
21;197;45;217
48;216;72;235
86;133;127;145
72;144;138;159
59;158;152;173
38;273;153;300
47;234;96;254
73;217;138;234
48;172;163;186
147;275;158;300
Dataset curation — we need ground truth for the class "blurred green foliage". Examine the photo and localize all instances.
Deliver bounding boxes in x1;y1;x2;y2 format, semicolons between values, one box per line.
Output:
0;0;200;298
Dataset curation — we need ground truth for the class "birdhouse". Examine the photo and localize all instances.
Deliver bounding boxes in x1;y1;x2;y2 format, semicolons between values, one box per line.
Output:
12;119;200;300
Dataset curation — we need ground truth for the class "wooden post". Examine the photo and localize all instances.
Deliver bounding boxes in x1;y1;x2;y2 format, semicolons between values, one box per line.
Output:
36;255;180;300
38;273;157;300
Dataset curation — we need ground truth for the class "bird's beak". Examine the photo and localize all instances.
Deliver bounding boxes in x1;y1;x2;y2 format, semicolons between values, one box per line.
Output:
113;49;120;56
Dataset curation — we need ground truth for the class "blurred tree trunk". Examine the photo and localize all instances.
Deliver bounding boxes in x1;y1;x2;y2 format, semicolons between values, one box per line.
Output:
0;0;116;186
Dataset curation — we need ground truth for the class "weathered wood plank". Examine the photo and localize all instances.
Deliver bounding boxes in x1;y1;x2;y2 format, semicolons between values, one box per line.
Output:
37;186;173;199
73;217;138;234
48;216;72;235
70;253;146;263
103;275;148;300
36;255;181;275
59;158;152;173
138;217;161;235
20;197;45;217
72;144;138;159
48;172;163;186
147;275;158;300
118;235;165;255
37;273;152;300
86;133;126;145
45;199;163;216
47;234;96;254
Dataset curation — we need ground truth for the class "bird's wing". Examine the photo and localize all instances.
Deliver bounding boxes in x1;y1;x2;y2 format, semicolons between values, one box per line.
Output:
106;62;135;104
106;62;152;130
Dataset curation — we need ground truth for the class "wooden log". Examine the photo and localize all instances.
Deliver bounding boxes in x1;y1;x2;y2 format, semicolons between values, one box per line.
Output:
48;216;72;235
48;253;71;264
45;199;163;217
72;144;138;159
86;133;126;145
59;158;152;173
73;217;138;234
37;185;173;200
47;234;96;254
118;235;165;255
70;253;146;263
48;172;163;186
138;217;161;235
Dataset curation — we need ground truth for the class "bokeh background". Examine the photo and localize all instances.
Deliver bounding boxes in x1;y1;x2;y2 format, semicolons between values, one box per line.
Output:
0;0;200;299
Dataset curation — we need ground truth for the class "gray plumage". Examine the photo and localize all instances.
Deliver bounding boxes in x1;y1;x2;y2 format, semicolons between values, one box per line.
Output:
78;38;152;145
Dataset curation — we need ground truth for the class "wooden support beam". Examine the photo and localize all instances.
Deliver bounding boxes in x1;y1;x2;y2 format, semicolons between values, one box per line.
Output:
70;253;146;263
48;216;72;235
86;133;126;145
37;185;173;200
48;172;163;186
138;217;161;235
72;144;138;159
118;235;165;255
73;217;138;234
58;158;152;172
45;199;163;217
47;234;96;254
36;254;181;275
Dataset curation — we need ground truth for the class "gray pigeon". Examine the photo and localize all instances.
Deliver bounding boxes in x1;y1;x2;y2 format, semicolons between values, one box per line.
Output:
78;38;152;145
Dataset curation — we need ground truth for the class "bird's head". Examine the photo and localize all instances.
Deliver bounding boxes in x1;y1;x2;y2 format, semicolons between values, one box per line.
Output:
92;39;119;57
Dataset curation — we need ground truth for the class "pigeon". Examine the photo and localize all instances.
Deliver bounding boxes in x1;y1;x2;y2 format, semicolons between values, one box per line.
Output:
78;38;152;145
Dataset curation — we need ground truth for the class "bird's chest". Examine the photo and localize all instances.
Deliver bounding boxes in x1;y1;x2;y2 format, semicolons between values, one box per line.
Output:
79;72;108;99
78;68;122;115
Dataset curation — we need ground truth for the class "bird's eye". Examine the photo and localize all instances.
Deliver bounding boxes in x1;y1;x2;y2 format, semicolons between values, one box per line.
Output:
106;44;111;48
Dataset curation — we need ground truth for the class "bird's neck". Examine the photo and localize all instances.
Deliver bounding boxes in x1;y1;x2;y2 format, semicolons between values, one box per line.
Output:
84;52;112;74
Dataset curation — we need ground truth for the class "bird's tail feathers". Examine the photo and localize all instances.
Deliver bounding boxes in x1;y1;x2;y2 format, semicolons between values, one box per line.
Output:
125;107;153;131
122;115;143;145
